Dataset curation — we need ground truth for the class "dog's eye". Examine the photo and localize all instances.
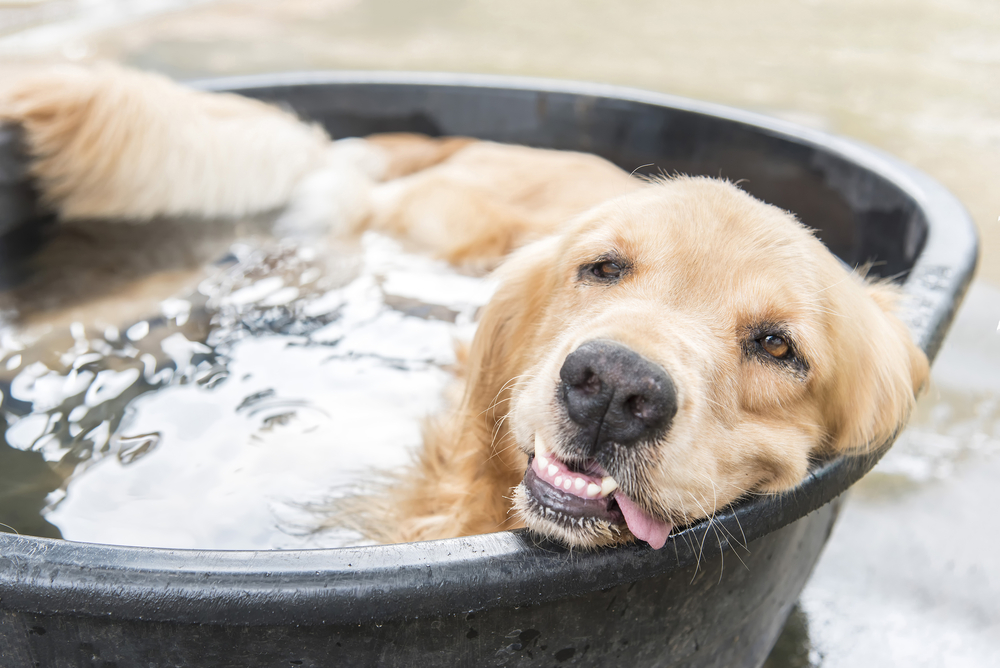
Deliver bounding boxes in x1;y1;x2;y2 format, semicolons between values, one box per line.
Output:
760;334;790;359
745;326;808;376
579;256;630;283
591;261;622;279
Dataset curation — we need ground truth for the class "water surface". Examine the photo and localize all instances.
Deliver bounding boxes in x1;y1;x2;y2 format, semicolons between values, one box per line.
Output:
0;224;492;549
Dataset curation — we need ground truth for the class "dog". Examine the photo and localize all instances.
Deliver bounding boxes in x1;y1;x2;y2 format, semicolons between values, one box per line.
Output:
0;65;928;549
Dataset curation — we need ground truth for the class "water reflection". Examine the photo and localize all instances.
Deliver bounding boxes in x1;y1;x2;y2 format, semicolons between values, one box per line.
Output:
0;416;63;539
0;224;492;549
763;606;819;668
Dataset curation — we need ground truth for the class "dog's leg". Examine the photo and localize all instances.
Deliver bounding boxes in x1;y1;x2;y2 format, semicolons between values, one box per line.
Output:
362;137;638;266
275;132;552;265
273;133;476;237
0;64;330;220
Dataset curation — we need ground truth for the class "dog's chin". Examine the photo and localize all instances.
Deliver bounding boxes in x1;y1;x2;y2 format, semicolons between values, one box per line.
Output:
512;444;676;549
512;481;633;550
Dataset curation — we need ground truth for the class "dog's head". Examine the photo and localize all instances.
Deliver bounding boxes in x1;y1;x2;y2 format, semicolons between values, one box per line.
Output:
468;177;928;549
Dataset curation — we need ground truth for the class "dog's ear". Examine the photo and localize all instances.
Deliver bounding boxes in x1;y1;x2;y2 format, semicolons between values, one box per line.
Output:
460;235;564;426
373;236;566;542
865;282;931;396
822;279;929;454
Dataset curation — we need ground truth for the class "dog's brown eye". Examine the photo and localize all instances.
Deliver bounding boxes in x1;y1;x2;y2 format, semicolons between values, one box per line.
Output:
761;335;790;359
592;261;621;279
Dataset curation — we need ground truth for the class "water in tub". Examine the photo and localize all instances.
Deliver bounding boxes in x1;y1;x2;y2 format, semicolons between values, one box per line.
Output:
0;219;493;549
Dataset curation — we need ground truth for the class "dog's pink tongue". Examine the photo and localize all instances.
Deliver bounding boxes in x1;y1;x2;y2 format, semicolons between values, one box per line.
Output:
615;494;672;549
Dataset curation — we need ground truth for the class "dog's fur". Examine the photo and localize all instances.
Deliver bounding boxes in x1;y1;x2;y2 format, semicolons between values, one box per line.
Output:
0;65;929;549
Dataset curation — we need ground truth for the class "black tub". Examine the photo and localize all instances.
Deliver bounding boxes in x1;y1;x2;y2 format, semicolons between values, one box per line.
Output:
0;73;978;668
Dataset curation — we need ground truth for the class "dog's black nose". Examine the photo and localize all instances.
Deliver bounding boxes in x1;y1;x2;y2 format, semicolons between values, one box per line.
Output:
559;339;677;454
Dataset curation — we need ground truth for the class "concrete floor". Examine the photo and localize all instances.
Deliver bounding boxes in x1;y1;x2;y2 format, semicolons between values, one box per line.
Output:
1;1;998;666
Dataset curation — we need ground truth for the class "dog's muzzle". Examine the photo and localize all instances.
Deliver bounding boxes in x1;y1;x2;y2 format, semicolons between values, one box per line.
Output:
517;339;677;549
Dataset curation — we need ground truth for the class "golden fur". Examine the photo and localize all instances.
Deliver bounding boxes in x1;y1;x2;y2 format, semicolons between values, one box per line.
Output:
0;65;928;549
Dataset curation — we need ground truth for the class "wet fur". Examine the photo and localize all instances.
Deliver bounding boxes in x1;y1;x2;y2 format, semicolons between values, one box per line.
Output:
0;65;929;548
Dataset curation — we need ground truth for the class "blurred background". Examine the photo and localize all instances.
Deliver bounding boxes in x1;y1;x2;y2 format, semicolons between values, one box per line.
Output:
1;1;997;666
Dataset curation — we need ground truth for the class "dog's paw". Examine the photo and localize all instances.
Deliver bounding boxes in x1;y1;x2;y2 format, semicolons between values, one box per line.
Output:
275;138;386;236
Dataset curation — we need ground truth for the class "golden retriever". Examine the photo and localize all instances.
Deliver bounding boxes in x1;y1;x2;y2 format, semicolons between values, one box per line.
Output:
0;65;928;549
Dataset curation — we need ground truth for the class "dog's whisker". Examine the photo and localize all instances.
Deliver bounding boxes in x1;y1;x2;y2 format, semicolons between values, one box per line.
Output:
697;473;751;557
488;434;519;459
685;491;715;578
709;523;726;584
812;279;851;295
480;373;537;421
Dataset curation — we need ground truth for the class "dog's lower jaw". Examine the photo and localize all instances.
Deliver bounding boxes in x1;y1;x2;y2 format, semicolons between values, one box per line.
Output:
511;483;634;550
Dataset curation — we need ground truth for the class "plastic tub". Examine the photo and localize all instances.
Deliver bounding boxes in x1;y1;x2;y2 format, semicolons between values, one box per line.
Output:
0;73;978;668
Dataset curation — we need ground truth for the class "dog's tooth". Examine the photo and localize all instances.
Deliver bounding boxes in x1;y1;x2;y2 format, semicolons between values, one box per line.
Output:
574;478;586;491
554;475;564;487
533;432;549;458
600;476;619;497
586;483;601;497
547;464;559;476
562;478;573;490
537;455;550;468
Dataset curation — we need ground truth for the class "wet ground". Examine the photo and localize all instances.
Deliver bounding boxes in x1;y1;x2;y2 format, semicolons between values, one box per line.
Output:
1;1;998;666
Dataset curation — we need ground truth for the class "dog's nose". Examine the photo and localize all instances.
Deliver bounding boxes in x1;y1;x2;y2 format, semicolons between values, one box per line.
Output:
559;339;677;453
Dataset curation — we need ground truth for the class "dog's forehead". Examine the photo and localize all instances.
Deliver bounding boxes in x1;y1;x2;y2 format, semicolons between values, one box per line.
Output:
557;178;858;333
571;179;824;280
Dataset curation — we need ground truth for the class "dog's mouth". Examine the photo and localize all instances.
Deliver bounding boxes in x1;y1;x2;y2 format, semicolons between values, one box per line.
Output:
521;434;673;549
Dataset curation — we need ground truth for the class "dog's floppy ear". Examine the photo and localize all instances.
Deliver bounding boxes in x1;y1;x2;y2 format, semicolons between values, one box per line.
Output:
822;279;929;454
460;235;563;426
865;282;931;397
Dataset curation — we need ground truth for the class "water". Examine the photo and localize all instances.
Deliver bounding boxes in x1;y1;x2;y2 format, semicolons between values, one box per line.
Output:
0;226;493;549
